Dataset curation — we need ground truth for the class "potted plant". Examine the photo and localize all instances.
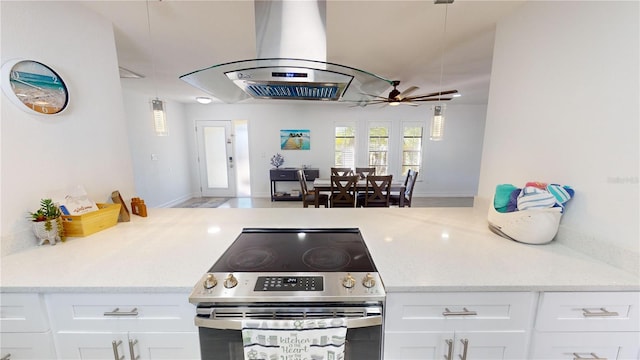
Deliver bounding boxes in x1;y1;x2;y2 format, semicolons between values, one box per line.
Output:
29;198;65;245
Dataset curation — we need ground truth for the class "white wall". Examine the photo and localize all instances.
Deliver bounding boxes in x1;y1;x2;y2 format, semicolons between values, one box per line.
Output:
0;2;135;255
122;90;195;207
184;102;486;198
479;1;639;274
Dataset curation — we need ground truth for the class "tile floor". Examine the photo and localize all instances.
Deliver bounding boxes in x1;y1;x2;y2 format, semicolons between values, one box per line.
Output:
215;197;474;208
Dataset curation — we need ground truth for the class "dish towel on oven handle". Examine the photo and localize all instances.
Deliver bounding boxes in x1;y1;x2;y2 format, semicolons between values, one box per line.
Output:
242;318;347;360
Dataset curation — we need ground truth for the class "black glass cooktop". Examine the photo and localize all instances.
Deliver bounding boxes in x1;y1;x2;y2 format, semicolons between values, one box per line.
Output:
208;228;377;273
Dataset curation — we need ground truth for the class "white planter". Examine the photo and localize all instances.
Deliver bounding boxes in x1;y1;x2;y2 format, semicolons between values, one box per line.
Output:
32;220;61;245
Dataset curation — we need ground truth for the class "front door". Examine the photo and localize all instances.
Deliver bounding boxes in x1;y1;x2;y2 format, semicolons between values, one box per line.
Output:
196;120;236;197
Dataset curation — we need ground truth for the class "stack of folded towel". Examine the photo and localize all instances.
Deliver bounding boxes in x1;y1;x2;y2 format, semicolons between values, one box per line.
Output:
494;182;574;213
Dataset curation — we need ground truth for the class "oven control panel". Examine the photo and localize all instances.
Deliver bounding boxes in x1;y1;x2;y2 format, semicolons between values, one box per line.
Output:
254;276;323;291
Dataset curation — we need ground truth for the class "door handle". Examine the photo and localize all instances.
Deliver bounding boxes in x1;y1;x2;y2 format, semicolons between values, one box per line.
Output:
111;340;124;360
458;338;469;360
443;339;453;360
129;339;140;360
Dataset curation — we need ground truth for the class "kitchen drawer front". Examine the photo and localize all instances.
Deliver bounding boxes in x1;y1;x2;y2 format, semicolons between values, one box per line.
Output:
270;169;297;180
0;331;57;359
46;293;195;332
0;293;49;332
530;331;640;359
536;292;640;332
385;292;536;332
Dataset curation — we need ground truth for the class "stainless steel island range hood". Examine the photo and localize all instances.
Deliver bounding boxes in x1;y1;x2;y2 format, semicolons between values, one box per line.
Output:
179;0;392;103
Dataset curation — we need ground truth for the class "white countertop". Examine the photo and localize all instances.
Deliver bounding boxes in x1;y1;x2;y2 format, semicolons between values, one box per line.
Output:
1;207;638;293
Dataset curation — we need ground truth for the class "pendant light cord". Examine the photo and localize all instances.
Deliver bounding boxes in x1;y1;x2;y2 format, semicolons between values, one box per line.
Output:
437;4;448;99
146;0;159;99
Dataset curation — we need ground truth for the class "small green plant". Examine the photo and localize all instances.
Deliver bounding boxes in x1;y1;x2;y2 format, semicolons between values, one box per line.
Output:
30;198;65;241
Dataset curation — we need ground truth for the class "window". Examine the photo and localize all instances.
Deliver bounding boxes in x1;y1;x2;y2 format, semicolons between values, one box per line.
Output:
334;125;356;168
402;125;423;175
368;125;389;175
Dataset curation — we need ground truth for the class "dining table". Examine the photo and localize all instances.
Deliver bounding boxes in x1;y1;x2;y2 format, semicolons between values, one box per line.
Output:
312;178;407;207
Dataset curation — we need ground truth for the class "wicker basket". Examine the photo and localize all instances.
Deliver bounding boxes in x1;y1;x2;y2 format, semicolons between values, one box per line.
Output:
487;201;562;245
62;203;121;237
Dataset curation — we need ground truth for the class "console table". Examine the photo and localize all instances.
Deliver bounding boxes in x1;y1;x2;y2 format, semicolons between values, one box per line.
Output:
270;168;319;201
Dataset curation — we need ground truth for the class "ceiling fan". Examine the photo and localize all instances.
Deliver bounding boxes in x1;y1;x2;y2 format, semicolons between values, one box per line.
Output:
360;80;458;106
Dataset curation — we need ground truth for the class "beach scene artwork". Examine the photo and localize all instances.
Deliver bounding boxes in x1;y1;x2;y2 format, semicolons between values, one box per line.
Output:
9;61;67;114
281;129;310;150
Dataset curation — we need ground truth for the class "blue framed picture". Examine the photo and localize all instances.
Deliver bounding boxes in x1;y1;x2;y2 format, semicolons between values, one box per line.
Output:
280;129;310;150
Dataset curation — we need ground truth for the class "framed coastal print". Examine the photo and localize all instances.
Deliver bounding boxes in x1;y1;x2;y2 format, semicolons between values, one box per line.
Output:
280;129;310;150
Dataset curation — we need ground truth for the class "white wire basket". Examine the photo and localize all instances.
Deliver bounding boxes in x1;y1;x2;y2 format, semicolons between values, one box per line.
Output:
487;201;562;245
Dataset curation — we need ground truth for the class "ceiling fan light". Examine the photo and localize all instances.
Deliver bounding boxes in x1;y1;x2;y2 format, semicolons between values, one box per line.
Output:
196;96;213;104
389;101;400;106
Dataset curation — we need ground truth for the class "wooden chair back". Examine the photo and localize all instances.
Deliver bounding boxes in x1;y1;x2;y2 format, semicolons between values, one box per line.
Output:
355;167;376;180
329;175;359;207
298;169;328;208
363;175;393;207
403;169;418;207
331;167;354;176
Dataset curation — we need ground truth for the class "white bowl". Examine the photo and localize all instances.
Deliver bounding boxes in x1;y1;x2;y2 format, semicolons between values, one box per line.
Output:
487;202;562;245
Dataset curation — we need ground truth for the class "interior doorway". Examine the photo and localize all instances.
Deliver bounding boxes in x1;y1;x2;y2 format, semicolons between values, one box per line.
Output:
195;120;250;197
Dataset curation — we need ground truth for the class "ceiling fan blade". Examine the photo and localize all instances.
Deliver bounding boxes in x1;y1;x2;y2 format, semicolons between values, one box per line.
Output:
408;89;459;100
397;86;419;100
360;93;391;101
412;97;454;102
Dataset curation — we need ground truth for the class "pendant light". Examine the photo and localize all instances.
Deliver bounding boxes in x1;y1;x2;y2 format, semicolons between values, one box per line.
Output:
430;1;450;141
146;0;167;136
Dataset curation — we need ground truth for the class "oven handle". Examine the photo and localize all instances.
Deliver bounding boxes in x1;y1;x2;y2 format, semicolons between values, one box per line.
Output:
195;315;382;330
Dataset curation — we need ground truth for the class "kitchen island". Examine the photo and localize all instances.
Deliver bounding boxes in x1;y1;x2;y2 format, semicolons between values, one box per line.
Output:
1;206;637;292
1;206;638;359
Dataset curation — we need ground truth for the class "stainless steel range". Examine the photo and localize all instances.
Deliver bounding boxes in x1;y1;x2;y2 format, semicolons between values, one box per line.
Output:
189;228;385;360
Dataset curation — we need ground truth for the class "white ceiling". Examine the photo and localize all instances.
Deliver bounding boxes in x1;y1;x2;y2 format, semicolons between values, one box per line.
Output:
81;0;526;105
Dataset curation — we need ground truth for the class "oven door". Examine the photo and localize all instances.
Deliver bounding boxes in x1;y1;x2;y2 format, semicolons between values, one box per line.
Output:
195;304;383;360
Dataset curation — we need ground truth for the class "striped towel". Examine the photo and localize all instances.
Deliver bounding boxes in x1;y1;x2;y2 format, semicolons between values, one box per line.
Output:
517;186;556;211
547;184;574;207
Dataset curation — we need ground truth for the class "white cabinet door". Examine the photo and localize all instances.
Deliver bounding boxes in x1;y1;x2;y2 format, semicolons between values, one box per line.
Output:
128;332;200;360
530;332;640;360
455;331;529;360
55;332;129;360
384;331;453;360
0;332;57;360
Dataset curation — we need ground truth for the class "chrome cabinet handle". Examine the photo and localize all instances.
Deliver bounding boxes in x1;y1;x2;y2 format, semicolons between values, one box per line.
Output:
1;353;11;360
443;339;453;360
129;339;140;360
111;340;124;360
573;353;607;360
104;307;139;316
458;338;469;360
581;308;619;317
443;308;478;316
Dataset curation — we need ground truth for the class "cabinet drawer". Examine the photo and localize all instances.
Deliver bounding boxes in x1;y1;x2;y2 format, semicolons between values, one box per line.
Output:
536;292;640;332
0;293;49;332
46;293;196;332
530;331;640;359
385;292;536;331
270;169;297;180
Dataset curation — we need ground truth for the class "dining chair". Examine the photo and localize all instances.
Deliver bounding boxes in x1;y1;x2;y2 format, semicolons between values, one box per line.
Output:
390;169;418;207
331;167;354;176
357;175;393;207
355;167;376;180
298;170;328;208
329;175;359;207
